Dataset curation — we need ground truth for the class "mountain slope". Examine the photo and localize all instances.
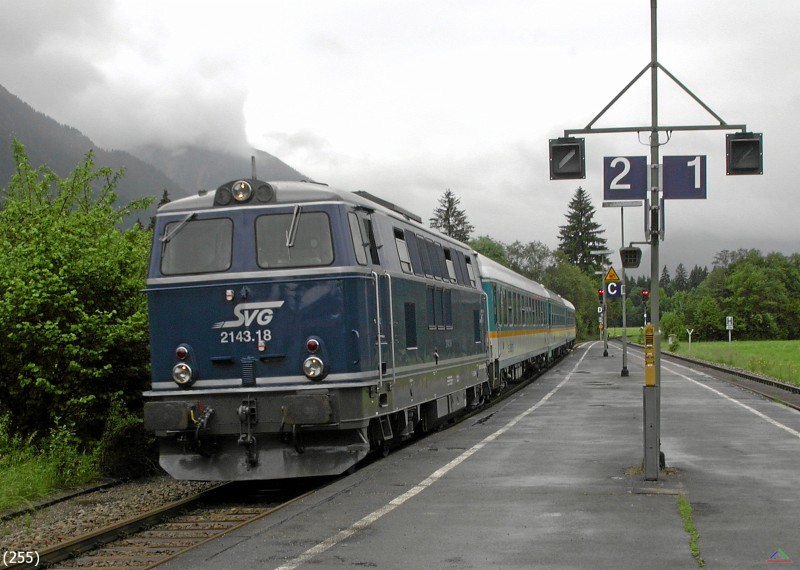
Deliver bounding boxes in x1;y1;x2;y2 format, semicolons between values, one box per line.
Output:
0;83;307;212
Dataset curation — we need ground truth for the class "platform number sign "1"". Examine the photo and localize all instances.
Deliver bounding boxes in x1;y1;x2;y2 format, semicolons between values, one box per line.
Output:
663;156;707;199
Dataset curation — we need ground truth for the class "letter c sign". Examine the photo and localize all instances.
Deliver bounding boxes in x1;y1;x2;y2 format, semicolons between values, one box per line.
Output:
605;281;622;298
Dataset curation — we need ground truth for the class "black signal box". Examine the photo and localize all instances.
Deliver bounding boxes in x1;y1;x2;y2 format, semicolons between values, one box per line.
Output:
726;132;763;175
549;137;586;180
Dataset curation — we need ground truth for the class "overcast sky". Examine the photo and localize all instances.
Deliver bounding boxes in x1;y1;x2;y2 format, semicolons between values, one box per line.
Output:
1;0;796;273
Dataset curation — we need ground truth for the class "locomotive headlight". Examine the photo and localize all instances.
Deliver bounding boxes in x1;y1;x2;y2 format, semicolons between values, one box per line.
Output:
302;356;325;380
172;363;194;386
231;180;252;202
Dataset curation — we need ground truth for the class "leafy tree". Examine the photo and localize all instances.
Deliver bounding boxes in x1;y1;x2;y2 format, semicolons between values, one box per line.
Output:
469;235;509;266
543;258;597;339
430;189;474;242
505;240;555;282
557;187;608;274
0;140;153;442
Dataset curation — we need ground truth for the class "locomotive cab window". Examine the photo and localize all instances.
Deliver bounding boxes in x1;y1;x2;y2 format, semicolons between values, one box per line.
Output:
256;211;334;268
161;217;232;275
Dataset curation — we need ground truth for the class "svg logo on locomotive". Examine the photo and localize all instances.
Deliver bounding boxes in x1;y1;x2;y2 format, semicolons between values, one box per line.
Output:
212;301;285;329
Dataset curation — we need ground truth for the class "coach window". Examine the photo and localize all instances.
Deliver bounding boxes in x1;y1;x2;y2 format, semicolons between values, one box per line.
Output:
394;228;412;273
161;217;232;275
492;284;499;325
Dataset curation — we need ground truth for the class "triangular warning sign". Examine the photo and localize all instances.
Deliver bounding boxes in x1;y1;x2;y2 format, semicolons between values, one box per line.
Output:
604;267;621;282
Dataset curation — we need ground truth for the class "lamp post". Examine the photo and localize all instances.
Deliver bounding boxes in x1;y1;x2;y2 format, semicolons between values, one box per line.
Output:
603;201;642;377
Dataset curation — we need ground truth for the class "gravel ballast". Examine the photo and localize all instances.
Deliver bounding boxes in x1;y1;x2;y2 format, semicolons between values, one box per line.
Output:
1;475;218;553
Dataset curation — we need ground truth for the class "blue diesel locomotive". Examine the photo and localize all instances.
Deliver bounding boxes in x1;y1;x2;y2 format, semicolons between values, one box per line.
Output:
143;177;575;480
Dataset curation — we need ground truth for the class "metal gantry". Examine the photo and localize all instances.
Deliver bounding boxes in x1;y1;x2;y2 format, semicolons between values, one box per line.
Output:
550;0;761;480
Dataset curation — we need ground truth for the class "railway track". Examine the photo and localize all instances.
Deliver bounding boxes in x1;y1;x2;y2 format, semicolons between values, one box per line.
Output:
662;350;800;411
615;339;800;411
7;482;319;570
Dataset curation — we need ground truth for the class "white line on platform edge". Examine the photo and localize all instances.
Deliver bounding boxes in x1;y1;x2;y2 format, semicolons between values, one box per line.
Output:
273;343;594;570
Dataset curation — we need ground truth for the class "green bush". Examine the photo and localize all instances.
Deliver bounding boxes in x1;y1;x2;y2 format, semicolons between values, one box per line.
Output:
0;140;153;443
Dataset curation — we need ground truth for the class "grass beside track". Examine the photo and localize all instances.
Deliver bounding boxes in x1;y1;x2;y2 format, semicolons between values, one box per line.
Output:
606;332;800;388
673;340;800;387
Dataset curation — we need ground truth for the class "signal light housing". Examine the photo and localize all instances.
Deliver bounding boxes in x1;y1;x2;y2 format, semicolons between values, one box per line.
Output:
549;137;586;180
726;132;763;175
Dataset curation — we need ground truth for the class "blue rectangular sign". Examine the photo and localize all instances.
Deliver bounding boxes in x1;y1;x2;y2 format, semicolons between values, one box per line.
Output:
603;156;647;200
663;155;707;199
604;281;623;298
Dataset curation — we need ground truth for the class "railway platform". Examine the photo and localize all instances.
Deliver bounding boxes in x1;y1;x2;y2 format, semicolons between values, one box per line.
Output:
160;340;800;569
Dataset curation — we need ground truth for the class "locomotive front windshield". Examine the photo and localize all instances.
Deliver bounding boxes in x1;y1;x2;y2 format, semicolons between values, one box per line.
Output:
160;217;233;275
256;211;334;268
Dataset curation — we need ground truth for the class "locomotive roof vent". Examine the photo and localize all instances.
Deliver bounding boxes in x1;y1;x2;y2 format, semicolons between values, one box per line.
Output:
214;179;275;206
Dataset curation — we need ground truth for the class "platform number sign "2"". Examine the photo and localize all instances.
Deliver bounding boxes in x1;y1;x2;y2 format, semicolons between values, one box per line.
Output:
603;156;647;200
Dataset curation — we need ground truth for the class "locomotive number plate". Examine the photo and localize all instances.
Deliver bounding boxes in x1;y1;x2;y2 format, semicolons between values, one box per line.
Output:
219;329;272;344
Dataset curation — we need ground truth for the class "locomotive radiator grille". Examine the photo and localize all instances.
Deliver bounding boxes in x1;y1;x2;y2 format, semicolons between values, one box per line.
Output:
241;357;256;387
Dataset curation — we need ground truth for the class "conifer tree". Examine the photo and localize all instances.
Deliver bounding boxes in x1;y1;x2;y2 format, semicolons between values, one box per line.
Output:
557;187;608;274
430;189;474;242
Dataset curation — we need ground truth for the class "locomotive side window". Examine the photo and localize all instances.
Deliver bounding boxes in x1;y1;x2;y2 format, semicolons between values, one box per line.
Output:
417;234;433;277
363;219;381;265
348;213;368;265
404;302;418;348
443;249;457;283
451;250;467;286
161;217;232;275
404;231;425;276
464;257;477;287
425;239;443;280
256;212;333;268
394;228;413;274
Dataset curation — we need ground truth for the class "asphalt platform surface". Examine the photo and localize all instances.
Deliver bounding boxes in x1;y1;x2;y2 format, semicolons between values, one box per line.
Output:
161;341;800;569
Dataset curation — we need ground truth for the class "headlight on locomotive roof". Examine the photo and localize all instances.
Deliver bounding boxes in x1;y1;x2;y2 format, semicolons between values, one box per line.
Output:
302;356;325;380
231;180;252;202
172;363;194;386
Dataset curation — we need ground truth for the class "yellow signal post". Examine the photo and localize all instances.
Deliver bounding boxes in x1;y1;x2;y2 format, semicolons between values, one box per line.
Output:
643;324;656;386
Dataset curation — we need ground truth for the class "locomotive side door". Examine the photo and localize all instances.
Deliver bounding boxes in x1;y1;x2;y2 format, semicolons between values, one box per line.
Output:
353;210;395;386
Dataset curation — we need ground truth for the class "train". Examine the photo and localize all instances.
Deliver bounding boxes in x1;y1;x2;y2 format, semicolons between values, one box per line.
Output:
142;174;575;481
